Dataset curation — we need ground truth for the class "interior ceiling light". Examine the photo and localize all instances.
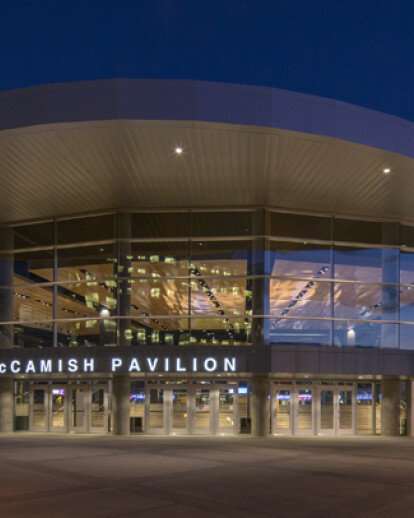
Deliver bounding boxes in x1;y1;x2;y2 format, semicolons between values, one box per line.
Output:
383;168;391;174
175;147;183;154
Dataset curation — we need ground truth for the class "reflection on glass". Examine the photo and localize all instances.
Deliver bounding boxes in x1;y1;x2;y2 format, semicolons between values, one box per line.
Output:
219;389;234;430
173;389;188;429
149;389;164;428
275;389;291;430
320;390;334;429
297;390;312;430
195;389;210;430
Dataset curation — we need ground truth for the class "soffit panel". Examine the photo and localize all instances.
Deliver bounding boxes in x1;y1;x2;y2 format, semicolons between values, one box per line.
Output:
0;120;413;223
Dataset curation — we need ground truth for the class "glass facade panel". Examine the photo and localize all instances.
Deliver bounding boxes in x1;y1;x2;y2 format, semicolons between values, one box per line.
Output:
57;214;115;245
14;249;54;284
270;212;331;240
130;241;189;277
270;318;330;346
333;218;383;244
192;211;252;237
334;246;382;282
270;279;330;318
57;244;116;282
268;241;331;278
12;221;54;250
4;210;414;350
131;212;190;238
334;321;398;348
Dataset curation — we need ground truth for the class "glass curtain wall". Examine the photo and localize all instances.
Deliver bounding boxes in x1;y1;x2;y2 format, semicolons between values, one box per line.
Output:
2;209;414;349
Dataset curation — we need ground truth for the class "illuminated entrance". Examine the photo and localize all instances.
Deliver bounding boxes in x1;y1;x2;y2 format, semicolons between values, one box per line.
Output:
271;382;357;435
130;382;244;435
20;382;108;433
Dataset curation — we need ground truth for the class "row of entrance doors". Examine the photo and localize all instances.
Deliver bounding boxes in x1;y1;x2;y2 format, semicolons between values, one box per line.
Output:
271;383;356;435
131;384;244;435
29;384;108;433
18;381;357;435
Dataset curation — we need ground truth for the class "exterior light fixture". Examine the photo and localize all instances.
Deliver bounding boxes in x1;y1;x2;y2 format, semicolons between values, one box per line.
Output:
175;147;183;154
383;168;391;174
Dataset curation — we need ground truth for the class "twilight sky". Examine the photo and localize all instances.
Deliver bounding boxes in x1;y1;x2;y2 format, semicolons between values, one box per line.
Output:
1;0;413;121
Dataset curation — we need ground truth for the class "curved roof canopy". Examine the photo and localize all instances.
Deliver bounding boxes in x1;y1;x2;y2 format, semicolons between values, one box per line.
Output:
0;79;414;223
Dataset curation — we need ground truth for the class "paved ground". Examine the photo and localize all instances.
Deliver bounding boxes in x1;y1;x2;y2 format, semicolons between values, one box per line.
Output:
0;434;413;517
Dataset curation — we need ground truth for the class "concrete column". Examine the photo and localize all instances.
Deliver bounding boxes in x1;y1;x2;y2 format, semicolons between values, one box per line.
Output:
0;378;14;432
381;377;400;436
112;375;130;435
251;374;270;436
0;228;14;349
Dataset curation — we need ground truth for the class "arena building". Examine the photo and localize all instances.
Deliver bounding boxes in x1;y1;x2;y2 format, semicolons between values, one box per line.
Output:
0;79;414;436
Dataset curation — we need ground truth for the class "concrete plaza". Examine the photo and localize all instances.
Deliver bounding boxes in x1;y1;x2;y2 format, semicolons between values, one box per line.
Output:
0;434;413;517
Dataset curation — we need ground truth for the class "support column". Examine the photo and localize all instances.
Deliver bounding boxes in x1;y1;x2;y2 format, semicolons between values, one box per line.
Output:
0;378;14;432
381;377;400;436
251;374;270;436
112;374;130;435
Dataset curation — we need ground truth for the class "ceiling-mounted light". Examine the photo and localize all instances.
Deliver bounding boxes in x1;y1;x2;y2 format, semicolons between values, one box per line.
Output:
175;147;183;155
383;168;391;174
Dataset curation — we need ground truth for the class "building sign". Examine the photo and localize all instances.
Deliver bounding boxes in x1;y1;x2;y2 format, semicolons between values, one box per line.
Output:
0;356;238;375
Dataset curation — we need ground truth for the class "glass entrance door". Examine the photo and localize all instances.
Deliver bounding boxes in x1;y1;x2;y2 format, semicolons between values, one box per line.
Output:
218;388;235;434
271;385;293;434
71;387;87;433
50;386;67;432
316;385;355;435
319;387;335;434
90;386;108;433
147;387;166;434
172;388;189;434
295;387;314;435
30;385;48;432
194;387;212;434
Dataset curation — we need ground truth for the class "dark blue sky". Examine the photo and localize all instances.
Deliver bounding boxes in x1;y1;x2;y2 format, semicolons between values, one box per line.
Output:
1;1;413;121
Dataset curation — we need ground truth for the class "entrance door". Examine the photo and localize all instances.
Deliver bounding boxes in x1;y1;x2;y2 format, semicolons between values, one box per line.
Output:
218;387;236;435
147;387;167;434
194;386;212;434
271;385;293;434
294;386;314;435
30;385;48;432
172;388;189;434
89;385;108;433
50;386;67;432
316;385;355;435
71;386;88;433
